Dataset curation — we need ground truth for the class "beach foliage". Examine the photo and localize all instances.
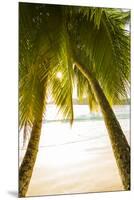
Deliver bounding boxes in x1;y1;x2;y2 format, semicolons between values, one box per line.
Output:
19;3;130;196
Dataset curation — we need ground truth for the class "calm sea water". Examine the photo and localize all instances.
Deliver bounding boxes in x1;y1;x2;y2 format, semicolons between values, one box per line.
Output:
44;104;130;122
20;105;130;150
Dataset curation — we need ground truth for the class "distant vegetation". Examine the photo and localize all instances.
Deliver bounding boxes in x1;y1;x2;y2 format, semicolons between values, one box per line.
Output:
48;98;130;105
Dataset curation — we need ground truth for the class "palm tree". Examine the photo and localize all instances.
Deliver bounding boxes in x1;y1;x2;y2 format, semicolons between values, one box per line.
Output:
68;8;130;190
19;4;74;197
19;3;130;197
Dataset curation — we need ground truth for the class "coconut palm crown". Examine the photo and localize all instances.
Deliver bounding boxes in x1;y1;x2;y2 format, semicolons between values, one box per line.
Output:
19;3;130;197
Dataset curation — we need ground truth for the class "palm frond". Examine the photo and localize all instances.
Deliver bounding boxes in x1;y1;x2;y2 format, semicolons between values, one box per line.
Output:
19;3;130;131
68;8;130;105
19;3;52;130
49;27;74;124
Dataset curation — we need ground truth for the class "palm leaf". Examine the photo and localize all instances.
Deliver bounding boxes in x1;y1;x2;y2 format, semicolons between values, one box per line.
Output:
68;8;130;105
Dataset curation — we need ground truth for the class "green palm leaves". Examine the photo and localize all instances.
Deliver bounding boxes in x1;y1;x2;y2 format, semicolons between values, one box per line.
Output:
69;8;130;106
19;4;74;131
19;3;130;130
19;3;130;196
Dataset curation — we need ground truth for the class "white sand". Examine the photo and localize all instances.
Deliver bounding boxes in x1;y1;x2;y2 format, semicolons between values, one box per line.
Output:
19;107;130;197
20;129;128;197
26;147;124;196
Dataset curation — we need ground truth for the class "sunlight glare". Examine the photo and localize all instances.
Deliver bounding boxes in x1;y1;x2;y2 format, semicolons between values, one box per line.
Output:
56;71;62;80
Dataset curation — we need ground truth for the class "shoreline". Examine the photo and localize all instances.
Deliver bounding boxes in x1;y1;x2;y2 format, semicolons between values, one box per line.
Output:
19;105;129;197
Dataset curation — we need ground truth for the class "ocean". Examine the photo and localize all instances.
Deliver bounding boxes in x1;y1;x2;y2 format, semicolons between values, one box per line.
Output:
20;105;130;164
39;105;130;145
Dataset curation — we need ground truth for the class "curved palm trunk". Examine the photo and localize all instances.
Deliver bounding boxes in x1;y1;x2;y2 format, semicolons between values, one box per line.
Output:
75;62;130;190
19;110;43;197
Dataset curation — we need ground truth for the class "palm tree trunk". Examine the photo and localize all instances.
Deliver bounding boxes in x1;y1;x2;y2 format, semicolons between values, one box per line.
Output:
19;111;43;197
75;62;130;190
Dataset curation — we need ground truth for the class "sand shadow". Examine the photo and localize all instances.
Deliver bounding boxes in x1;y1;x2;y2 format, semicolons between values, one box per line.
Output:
8;190;18;197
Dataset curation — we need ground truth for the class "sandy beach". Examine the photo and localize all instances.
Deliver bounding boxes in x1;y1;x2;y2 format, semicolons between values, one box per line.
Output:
26;147;124;196
18;5;131;198
19;105;130;197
